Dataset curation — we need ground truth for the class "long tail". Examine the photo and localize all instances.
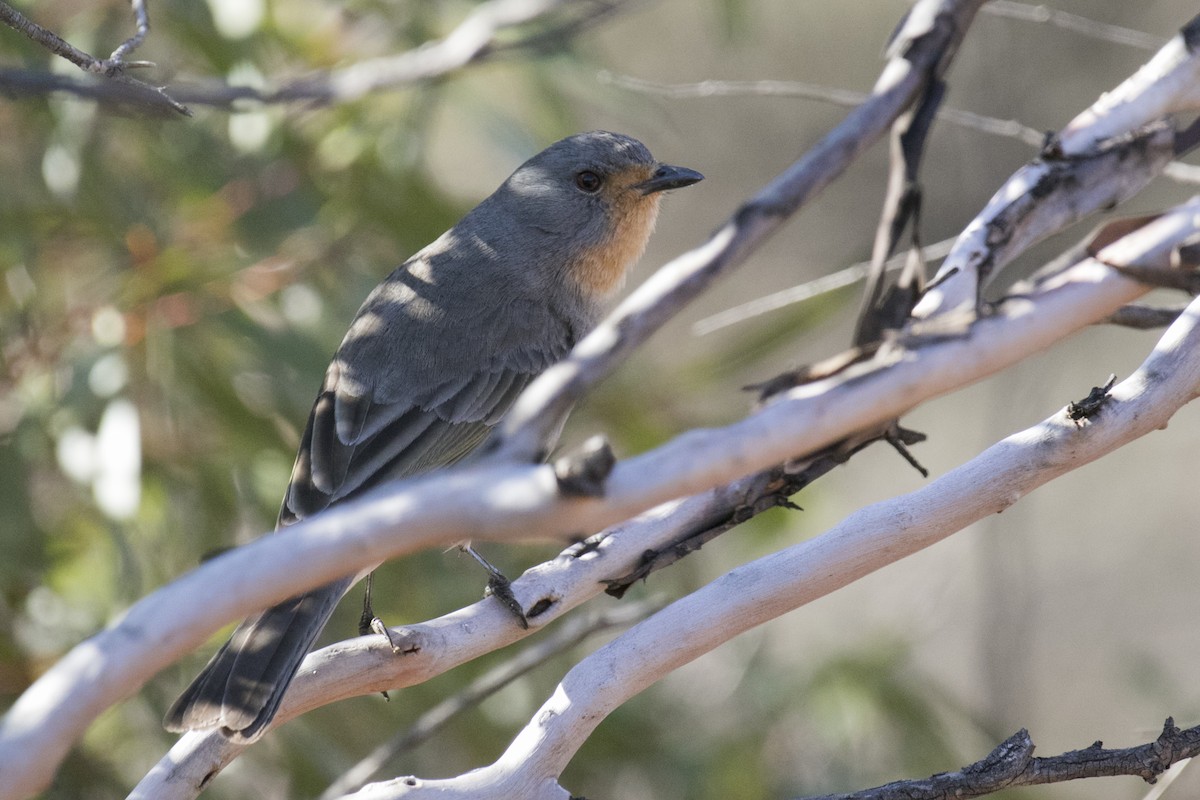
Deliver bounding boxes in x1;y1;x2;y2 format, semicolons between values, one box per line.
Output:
163;575;354;742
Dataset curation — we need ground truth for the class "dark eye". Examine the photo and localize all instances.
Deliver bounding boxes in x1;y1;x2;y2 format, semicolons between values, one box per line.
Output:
574;170;602;193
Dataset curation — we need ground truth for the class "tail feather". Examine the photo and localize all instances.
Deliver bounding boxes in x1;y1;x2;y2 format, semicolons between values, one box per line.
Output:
163;577;353;742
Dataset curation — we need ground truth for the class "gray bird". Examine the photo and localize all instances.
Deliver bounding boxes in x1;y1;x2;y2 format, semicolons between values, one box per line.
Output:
164;131;703;742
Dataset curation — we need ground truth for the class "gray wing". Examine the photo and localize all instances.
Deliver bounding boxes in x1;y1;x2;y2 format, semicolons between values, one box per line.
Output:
280;360;537;523
280;254;576;523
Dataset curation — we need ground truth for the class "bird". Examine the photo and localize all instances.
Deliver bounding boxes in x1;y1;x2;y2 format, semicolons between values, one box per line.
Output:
163;131;703;742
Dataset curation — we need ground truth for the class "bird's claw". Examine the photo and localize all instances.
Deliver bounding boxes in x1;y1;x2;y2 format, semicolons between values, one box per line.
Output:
485;571;529;629
359;571;403;653
362;613;403;654
460;544;529;628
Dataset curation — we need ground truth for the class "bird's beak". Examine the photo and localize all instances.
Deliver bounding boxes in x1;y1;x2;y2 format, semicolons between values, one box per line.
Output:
635;164;705;195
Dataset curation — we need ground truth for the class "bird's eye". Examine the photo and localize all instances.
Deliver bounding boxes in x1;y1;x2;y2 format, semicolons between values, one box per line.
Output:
574;170;602;193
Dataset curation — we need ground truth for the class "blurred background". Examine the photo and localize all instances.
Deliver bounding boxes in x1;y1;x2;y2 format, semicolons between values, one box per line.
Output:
3;1;1200;798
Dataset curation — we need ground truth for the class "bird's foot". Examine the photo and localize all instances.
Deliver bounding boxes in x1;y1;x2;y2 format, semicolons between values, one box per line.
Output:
461;544;529;629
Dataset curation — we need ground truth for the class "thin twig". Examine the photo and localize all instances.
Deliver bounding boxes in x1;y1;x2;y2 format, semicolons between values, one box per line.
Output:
983;0;1166;51
600;72;1200;187
0;2;97;71
691;237;956;336
0;67;186;116
600;71;1049;146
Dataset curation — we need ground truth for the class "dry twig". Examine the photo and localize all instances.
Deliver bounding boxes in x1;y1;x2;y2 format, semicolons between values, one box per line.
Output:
0;0;187;115
799;719;1200;800
0;0;624;113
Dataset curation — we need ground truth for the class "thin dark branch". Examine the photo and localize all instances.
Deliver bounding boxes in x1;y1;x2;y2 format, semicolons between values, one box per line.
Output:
0;0;187;115
1101;302;1190;329
0;0;626;113
601;424;926;597
853;74;944;345
797;718;1200;800
600;463;817;598
0;67;189;116
0;1;97;72
1173;114;1200;157
0;0;151;74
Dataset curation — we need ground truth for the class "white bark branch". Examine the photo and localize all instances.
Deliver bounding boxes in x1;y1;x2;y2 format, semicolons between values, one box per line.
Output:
918;14;1200;316
121;199;1200;799
1;3;992;794
2;4;1196;797
1059;16;1200;153
317;603;657;800
0;201;1188;800
1;166;1195;800
131;466;804;797
337;223;1200;800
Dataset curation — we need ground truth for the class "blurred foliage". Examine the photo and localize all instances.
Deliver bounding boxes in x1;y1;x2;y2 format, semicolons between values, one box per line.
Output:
0;0;1067;798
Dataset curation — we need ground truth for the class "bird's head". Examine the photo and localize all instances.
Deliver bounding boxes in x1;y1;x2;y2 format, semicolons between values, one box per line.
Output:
493;131;703;298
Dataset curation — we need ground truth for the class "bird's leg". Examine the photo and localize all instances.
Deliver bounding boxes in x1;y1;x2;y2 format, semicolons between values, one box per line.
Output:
461;544;528;629
359;571;403;653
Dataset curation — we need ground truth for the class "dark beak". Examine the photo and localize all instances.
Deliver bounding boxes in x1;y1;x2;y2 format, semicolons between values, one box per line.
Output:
635;164;705;195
